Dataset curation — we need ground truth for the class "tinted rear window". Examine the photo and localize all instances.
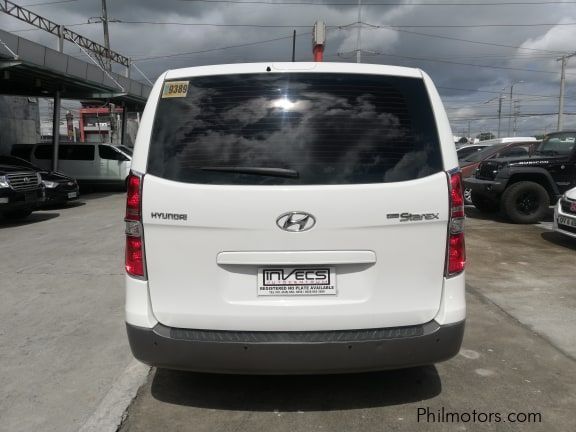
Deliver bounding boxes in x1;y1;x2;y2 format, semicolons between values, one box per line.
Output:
34;145;94;161
148;73;443;185
99;145;128;161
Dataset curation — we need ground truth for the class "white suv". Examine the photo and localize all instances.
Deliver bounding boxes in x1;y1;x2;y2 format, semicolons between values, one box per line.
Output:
554;186;576;239
125;63;466;374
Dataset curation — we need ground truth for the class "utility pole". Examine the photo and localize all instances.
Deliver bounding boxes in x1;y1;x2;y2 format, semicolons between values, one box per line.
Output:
101;0;111;71
483;91;506;138
356;0;362;63
557;53;575;131
291;30;296;62
513;99;520;136
497;93;504;138
507;81;523;137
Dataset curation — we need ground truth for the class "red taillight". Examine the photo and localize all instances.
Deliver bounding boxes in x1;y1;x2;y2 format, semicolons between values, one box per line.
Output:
450;171;465;218
448;233;466;274
126;174;141;221
126;236;144;276
447;171;466;276
125;172;145;278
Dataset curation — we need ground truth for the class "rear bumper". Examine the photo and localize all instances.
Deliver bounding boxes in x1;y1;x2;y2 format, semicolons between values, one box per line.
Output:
0;186;44;213
126;320;465;375
44;186;79;203
464;177;507;199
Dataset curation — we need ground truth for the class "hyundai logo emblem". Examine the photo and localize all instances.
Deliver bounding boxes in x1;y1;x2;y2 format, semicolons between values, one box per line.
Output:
276;211;316;232
23;177;29;183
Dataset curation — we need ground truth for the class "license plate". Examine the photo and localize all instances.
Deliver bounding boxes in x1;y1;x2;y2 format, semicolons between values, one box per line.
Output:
24;192;36;202
257;267;336;296
558;215;576;227
67;192;77;199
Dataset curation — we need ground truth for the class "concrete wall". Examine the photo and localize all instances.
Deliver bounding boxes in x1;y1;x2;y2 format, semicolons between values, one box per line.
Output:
0;96;40;155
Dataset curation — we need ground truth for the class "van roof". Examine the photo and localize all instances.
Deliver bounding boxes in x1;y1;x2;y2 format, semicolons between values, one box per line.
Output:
476;137;537;146
164;62;425;80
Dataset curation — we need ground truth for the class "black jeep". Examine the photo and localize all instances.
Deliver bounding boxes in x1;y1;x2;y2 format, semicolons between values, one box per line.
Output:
464;131;576;224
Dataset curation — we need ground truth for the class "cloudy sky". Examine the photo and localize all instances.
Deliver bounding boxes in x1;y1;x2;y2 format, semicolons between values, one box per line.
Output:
1;0;576;137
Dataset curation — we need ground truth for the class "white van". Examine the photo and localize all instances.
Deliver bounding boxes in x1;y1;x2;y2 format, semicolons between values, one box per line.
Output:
30;143;131;185
125;63;466;374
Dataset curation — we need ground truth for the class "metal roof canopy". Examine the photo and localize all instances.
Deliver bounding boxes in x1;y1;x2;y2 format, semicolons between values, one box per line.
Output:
0;28;152;170
0;28;151;107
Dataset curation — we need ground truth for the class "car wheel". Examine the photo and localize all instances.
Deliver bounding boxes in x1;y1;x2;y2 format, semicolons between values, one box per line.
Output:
501;181;549;224
464;187;473;205
2;209;32;220
471;195;499;213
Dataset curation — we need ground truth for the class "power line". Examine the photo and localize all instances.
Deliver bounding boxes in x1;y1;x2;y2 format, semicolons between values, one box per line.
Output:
177;0;576;6
113;20;335;28
20;0;79;6
7;22;93;33
108;20;570;57
353;50;573;76
450;112;576;120
357;22;576;28
437;86;563;99
360;24;568;54
133;32;312;61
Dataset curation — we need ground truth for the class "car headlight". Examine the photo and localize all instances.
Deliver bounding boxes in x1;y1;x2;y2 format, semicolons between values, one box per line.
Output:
0;175;9;188
42;180;58;188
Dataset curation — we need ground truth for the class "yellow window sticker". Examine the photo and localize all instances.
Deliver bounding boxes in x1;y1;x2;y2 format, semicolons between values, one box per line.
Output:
162;81;189;98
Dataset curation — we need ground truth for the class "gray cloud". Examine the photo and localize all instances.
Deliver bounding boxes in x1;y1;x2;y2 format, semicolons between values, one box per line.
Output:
1;0;576;134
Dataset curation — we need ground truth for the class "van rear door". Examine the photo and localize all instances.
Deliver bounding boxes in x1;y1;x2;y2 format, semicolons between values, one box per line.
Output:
142;72;449;331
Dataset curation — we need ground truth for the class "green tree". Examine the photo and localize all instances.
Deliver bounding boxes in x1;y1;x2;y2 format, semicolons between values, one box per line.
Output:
476;132;496;141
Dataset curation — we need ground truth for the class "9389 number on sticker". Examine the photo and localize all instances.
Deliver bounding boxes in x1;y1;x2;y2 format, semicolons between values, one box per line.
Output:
162;81;189;98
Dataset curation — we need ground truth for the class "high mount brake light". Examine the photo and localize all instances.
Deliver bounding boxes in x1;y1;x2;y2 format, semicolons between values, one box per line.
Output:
447;171;466;276
125;173;146;278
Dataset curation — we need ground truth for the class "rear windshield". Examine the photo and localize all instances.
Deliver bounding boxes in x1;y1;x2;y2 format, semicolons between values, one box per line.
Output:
148;73;443;185
462;144;503;162
534;132;576;156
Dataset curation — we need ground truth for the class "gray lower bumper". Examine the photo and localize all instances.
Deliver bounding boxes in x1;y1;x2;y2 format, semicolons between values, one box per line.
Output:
464;177;507;198
126;320;465;375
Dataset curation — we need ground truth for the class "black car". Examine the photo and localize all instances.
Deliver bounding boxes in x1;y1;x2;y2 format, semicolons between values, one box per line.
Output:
465;131;576;223
0;163;44;220
0;156;79;206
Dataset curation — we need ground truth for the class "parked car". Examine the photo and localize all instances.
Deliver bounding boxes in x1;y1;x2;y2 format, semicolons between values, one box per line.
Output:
0;156;79;205
114;145;133;157
457;143;493;161
29;143;131;186
554;186;576;239
465;131;576;223
0;162;44;220
460;141;540;204
124;62;466;374
10;144;35;160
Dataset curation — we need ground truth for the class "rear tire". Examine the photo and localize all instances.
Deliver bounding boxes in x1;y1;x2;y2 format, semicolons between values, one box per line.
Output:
2;209;32;220
501;181;549;224
471;195;499;213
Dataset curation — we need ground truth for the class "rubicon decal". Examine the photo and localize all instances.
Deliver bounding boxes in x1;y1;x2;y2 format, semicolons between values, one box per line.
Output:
150;212;188;221
387;212;440;222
